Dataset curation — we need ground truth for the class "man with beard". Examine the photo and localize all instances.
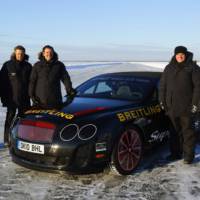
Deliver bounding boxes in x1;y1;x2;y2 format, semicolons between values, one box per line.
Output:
0;45;32;146
159;46;200;164
29;45;75;109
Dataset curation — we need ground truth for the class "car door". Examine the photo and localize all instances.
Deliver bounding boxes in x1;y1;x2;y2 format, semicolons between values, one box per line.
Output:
140;80;170;145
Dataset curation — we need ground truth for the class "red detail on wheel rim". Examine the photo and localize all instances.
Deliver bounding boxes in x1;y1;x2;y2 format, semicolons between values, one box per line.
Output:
117;129;142;172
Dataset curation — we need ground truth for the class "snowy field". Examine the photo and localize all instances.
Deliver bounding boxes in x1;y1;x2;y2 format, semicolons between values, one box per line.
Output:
0;62;200;200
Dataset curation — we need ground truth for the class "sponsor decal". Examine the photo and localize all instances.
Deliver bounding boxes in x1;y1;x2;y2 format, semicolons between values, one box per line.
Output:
25;109;74;120
117;105;161;122
148;130;170;143
96;142;107;152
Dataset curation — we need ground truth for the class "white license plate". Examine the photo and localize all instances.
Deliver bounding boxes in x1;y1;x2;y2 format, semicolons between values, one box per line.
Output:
17;140;44;155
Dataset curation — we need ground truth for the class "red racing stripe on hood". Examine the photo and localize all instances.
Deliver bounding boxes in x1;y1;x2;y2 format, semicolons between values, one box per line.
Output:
74;107;107;117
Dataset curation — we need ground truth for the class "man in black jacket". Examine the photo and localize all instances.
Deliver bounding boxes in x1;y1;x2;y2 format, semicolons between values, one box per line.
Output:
0;45;32;146
29;45;75;109
159;46;200;164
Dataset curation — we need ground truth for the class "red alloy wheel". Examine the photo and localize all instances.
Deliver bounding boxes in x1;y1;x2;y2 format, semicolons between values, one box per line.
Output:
112;128;142;175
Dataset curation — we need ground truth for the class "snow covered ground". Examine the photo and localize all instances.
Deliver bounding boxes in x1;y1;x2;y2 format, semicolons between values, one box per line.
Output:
0;62;200;200
65;61;164;87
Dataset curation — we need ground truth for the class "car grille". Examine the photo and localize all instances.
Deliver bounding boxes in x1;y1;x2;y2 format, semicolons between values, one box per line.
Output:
12;148;70;168
17;120;56;143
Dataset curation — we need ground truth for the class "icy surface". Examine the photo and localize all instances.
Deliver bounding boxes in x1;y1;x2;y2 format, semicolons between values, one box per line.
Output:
0;62;200;200
66;62;163;87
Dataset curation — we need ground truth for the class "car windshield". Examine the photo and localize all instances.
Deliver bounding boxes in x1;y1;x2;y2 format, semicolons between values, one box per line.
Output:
76;76;155;102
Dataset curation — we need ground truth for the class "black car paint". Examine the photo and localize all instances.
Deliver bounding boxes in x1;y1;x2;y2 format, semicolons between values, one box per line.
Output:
10;72;170;173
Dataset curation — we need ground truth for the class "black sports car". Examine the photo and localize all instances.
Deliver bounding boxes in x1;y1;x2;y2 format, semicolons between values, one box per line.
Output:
10;72;170;175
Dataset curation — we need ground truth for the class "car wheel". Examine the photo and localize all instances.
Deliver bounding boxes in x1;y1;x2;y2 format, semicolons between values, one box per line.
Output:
111;126;143;175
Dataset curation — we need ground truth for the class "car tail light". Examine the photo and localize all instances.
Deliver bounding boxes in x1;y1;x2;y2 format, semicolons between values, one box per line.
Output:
78;124;97;140
17;120;56;143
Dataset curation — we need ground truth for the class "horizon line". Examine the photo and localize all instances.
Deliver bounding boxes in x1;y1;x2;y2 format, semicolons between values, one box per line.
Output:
61;60;200;62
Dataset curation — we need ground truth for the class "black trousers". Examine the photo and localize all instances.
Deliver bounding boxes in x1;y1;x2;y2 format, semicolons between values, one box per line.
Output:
4;106;26;144
169;115;196;161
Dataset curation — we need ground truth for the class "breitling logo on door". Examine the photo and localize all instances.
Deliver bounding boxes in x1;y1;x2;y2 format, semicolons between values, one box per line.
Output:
117;105;161;122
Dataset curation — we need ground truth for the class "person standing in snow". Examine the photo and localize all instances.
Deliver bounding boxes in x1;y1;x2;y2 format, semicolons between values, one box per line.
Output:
0;45;32;146
29;45;75;109
159;46;200;164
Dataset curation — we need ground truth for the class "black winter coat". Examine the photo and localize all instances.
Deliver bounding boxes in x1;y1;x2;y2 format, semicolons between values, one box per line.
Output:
29;54;73;108
159;52;200;117
0;59;32;108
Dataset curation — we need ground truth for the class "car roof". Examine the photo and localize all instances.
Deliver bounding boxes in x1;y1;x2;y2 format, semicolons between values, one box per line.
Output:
94;71;161;79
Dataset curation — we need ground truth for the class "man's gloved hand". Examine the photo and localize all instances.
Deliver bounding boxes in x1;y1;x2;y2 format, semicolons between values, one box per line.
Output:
68;88;77;97
63;89;76;106
1;97;8;107
31;96;40;106
191;105;198;114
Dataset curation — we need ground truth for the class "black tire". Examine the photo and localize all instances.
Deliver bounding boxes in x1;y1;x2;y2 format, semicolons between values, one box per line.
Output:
110;126;143;175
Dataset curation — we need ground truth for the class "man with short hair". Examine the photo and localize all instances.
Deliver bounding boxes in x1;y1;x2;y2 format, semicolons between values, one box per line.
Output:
159;46;200;164
0;45;32;146
29;45;75;109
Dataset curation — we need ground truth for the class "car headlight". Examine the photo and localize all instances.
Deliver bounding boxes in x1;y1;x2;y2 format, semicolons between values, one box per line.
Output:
60;124;78;141
78;124;97;140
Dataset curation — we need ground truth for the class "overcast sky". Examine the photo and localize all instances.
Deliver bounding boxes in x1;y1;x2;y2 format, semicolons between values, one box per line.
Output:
0;0;200;62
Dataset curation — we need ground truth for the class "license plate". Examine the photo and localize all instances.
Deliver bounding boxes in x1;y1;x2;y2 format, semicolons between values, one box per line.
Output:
17;140;44;155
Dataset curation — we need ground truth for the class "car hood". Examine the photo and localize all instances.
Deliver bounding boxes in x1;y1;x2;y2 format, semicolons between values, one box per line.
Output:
61;97;133;115
25;97;135;120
